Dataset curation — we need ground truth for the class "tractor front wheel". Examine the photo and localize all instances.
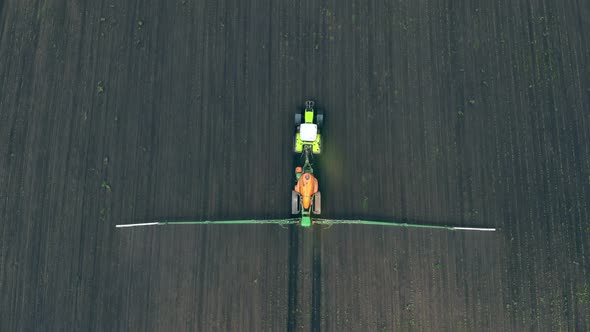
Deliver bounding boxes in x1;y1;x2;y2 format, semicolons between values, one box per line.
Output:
316;111;324;129
294;113;302;126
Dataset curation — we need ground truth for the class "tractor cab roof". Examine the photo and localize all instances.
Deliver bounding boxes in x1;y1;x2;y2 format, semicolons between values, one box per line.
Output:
300;123;318;142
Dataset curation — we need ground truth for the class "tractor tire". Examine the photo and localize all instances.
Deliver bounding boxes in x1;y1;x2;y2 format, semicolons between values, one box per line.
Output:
291;191;300;214
316;111;324;129
312;191;321;214
294;113;302;126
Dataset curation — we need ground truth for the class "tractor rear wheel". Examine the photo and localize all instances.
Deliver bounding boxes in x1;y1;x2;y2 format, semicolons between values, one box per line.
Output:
291;191;300;214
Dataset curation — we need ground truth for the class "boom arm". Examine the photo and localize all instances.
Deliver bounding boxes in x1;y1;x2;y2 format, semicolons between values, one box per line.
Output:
313;219;496;232
116;219;300;228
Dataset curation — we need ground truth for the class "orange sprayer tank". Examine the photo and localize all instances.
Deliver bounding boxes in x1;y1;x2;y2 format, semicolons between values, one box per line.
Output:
294;173;318;209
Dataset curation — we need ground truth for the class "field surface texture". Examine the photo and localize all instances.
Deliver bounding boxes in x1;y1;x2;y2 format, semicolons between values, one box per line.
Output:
1;0;590;331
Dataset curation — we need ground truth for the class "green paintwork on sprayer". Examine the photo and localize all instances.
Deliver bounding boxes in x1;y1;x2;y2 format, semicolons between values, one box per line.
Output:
301;216;312;227
119;218;494;231
161;219;299;225
314;219;455;230
156;218;465;230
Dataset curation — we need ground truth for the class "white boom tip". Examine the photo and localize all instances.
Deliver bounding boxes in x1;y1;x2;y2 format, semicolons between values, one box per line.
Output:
116;222;159;228
454;227;496;232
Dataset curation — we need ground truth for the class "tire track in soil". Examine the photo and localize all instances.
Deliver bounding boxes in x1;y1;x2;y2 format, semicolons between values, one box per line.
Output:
0;0;3;33
286;227;322;332
287;226;299;331
311;229;322;332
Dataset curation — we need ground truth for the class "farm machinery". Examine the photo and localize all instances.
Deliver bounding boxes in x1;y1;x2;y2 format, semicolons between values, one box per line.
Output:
117;101;495;232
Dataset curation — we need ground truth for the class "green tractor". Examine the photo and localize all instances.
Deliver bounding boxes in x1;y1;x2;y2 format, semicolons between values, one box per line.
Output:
294;100;323;154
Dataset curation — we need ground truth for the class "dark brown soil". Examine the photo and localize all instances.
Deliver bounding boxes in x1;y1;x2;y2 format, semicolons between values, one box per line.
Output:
1;0;589;331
